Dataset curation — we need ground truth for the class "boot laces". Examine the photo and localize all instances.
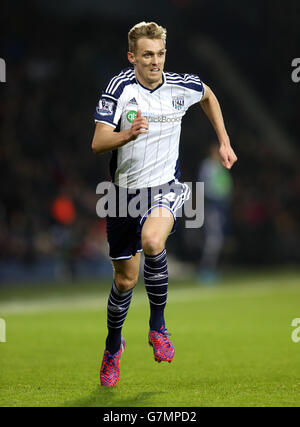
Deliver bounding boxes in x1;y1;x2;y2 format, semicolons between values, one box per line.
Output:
159;328;171;347
102;353;116;374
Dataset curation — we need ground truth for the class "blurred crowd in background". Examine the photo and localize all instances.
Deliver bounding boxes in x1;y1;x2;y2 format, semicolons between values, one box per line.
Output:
0;0;299;282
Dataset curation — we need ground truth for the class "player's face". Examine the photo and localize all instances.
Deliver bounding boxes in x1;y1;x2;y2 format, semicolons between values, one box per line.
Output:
129;38;166;89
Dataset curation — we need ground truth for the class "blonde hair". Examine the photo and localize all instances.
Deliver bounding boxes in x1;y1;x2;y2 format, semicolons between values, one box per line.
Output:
128;21;167;53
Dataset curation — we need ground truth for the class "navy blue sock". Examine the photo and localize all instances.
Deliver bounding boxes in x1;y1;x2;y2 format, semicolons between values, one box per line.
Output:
144;249;168;332
106;281;133;355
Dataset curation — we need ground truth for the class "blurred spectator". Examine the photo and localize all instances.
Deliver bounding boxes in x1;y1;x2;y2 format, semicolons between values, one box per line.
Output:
197;142;233;283
51;193;77;280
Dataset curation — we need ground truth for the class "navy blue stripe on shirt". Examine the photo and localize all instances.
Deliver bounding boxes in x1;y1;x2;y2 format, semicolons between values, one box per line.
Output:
165;72;204;93
105;68;135;94
105;69;133;92
174;157;181;180
101;93;118;101
167;80;204;92
166;77;203;85
166;79;203;92
113;76;136;99
107;71;135;95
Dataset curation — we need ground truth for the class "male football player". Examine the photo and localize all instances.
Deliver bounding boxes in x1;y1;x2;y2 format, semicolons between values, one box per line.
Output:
92;21;237;387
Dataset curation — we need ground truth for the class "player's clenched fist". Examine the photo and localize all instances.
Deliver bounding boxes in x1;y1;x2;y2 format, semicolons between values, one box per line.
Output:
129;109;149;141
219;142;238;170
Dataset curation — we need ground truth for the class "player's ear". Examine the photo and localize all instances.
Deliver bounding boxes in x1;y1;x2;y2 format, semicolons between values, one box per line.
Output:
128;51;135;65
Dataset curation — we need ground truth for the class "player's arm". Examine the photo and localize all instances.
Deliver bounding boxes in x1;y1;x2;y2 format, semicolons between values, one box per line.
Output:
92;110;148;155
200;83;237;169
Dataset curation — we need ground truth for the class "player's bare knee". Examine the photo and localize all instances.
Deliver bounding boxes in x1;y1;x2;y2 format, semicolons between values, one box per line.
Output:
142;234;164;255
114;274;137;292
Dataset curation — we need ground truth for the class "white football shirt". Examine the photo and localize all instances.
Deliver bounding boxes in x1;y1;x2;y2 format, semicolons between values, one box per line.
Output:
94;67;204;189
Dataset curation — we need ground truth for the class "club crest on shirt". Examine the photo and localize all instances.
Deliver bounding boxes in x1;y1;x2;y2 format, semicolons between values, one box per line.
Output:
172;96;184;110
96;98;115;116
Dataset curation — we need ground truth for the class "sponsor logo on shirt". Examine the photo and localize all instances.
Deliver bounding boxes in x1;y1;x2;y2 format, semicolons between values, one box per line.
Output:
126;110;182;124
172;96;185;110
143;114;182;123
126;110;137;123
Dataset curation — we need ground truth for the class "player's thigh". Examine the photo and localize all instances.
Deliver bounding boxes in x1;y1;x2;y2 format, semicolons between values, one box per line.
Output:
112;252;141;291
141;207;174;254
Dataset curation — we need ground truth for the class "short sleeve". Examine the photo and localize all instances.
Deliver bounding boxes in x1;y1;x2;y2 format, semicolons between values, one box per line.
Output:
94;92;123;128
94;74;128;128
183;74;205;108
94;69;135;128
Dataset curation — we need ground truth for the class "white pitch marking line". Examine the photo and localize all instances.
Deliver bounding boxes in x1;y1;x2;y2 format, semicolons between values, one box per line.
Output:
1;281;299;315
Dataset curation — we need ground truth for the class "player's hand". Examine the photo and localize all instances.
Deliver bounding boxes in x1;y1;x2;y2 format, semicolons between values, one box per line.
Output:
129;109;149;141
219;141;238;170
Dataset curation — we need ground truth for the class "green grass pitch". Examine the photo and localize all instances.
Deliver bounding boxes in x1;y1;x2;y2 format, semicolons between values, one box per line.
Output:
1;269;300;407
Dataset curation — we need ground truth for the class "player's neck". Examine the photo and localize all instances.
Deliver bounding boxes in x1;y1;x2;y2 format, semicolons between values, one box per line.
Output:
135;69;163;91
